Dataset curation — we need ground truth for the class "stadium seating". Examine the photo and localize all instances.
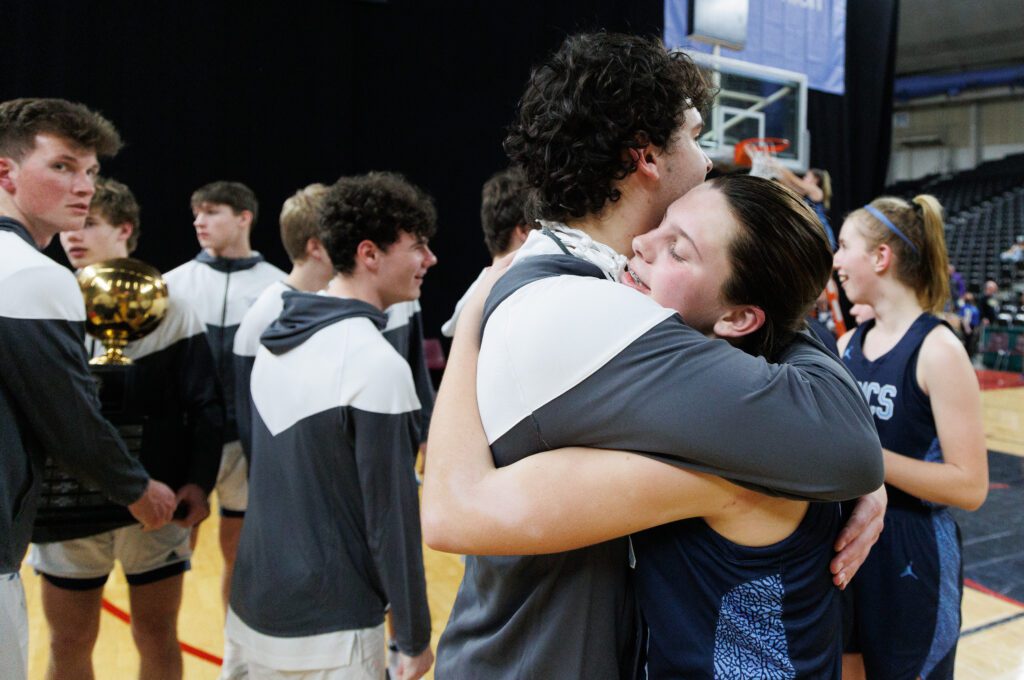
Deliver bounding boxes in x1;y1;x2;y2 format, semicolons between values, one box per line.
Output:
887;153;1024;295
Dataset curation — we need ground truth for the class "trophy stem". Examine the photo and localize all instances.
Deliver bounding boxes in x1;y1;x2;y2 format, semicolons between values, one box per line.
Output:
89;340;133;366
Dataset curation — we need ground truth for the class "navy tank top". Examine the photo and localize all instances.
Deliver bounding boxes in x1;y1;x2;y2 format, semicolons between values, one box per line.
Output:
632;501;842;679
842;313;944;510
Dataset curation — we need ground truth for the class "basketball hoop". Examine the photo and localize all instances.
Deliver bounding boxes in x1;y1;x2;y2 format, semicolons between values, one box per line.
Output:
734;137;790;179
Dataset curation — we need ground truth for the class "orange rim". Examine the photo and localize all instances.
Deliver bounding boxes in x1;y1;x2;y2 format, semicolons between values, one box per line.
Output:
734;137;790;166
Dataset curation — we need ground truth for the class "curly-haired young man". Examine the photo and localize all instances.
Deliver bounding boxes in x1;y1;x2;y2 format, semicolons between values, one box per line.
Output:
427;33;887;678
224;172;436;680
231;183;438;475
0;98;175;679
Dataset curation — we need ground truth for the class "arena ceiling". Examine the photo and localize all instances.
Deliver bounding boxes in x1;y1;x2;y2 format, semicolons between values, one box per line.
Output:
897;0;1024;75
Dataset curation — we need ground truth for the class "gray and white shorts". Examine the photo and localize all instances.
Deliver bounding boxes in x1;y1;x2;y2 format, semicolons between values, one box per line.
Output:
28;523;191;589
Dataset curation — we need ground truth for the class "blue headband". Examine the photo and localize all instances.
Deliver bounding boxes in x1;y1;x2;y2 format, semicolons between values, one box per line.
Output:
863;205;919;254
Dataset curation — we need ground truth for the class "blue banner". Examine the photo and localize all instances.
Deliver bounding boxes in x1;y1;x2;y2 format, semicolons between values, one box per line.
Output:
665;0;846;95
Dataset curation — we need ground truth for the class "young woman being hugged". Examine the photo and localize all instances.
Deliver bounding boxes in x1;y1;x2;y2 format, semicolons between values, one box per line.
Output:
834;195;988;680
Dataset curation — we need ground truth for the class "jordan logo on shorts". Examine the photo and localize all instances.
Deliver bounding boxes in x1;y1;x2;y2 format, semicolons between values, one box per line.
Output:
900;562;918;580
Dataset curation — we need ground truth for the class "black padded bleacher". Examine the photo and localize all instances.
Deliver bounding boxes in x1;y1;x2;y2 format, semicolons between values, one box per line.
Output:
885;152;1024;293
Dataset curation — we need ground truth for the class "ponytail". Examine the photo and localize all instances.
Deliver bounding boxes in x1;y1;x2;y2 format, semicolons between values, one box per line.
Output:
854;194;950;313
912;194;950;313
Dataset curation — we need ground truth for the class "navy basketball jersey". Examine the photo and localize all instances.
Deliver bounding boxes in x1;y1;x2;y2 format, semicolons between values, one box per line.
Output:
842;314;944;509
842;314;963;679
632;502;842;679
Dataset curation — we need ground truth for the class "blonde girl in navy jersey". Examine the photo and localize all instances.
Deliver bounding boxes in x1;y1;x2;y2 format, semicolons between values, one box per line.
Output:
834;195;988;679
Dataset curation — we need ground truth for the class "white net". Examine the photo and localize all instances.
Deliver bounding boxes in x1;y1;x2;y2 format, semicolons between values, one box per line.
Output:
746;142;778;179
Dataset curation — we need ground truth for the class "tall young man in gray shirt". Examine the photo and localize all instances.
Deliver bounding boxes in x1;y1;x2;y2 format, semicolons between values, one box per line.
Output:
0;98;175;679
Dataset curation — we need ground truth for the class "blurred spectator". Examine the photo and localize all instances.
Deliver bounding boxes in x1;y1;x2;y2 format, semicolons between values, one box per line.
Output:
1000;236;1024;263
769;159;836;250
978;280;1000;326
948;264;965;305
958;292;981;355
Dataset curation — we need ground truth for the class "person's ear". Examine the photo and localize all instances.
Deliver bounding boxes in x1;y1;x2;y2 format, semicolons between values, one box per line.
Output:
713;305;766;339
237;209;254;230
629;145;660;181
0;157;17;194
873;244;894;273
306;236;330;262
627;131;659;181
355;239;381;272
116;222;134;244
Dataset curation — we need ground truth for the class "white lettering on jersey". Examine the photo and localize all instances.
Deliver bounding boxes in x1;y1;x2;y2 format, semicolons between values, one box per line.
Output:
857;380;897;421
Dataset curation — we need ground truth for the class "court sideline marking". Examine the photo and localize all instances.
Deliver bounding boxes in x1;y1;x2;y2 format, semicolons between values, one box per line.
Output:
100;597;222;666
961;578;1024;638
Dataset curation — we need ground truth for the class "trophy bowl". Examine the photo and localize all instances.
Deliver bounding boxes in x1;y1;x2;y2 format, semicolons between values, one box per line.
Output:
77;258;169;365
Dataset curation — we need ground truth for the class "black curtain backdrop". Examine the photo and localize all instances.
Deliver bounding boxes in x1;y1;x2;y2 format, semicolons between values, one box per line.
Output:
807;0;898;319
5;0;895;339
808;0;899;221
6;0;659;336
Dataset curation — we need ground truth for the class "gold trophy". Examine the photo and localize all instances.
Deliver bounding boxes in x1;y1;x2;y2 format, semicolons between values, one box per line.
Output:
34;258;170;541
77;258;169;365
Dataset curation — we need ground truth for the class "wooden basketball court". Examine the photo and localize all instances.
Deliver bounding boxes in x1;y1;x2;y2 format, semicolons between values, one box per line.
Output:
20;371;1024;679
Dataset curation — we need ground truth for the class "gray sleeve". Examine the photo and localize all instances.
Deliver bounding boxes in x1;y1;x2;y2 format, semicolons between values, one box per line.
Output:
518;322;883;502
351;408;431;655
0;317;149;505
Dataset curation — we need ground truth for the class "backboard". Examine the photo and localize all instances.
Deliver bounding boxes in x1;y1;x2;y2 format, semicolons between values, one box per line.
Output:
676;50;810;172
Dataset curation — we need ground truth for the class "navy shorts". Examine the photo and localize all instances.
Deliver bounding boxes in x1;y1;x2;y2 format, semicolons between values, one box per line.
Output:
843;507;962;680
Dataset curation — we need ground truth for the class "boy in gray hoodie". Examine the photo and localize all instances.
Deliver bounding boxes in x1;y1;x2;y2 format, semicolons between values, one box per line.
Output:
223;172;437;680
